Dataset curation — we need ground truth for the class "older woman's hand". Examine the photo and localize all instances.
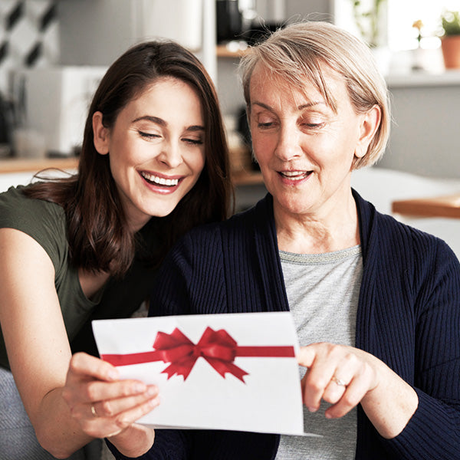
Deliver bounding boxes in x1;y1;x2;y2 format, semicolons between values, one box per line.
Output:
297;343;418;439
62;352;159;455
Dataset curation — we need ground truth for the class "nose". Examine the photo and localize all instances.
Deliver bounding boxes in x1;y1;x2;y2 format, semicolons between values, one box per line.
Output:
274;123;302;162
157;140;184;169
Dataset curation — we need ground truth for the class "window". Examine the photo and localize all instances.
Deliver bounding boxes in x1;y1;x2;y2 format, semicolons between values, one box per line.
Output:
387;0;460;51
332;0;460;72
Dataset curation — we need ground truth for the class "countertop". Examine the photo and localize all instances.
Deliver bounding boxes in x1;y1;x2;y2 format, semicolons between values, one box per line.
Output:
0;156;79;174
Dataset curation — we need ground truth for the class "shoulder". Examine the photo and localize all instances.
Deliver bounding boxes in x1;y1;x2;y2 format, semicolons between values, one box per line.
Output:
183;199;265;246
356;191;459;275
163;198;269;270
0;185;65;222
0;185;68;265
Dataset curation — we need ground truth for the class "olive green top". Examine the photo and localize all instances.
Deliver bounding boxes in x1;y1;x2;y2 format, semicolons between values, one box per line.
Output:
0;186;159;370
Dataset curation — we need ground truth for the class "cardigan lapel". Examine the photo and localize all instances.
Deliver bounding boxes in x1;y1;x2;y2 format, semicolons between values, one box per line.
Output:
252;194;290;313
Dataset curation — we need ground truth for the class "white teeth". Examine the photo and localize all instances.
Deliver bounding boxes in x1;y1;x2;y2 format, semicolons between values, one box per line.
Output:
281;171;310;180
141;172;179;186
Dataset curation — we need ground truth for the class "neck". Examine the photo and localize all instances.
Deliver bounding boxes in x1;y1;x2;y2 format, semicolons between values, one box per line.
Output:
275;192;360;254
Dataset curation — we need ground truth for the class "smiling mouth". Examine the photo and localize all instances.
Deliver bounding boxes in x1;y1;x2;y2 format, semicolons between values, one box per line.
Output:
278;171;312;181
141;171;180;187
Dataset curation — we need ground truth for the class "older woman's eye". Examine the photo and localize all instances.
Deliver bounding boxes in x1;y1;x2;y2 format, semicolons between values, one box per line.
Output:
301;121;325;130
257;120;278;130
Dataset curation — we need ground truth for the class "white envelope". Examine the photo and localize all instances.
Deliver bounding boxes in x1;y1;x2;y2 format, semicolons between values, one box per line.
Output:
92;312;308;436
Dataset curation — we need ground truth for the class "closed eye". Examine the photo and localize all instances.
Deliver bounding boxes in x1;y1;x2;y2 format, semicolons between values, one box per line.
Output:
138;131;161;140
183;138;203;145
303;123;325;129
257;121;278;129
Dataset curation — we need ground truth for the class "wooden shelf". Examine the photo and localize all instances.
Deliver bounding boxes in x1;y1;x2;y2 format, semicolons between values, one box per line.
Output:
392;194;460;219
216;44;249;58
0;157;79;174
232;170;263;186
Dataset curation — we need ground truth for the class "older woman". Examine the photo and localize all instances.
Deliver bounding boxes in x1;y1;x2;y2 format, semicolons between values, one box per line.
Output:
109;21;460;460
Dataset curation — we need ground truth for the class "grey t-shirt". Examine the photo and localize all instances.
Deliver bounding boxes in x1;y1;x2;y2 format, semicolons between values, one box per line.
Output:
276;246;363;460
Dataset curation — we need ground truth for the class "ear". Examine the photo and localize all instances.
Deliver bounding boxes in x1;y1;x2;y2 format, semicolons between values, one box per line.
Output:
92;111;110;155
355;105;381;159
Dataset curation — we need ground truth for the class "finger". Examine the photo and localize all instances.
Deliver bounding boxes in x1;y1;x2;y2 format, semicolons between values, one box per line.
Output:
296;346;316;369
302;363;338;412
324;378;366;419
83;379;153;406
93;385;159;418
63;377;150;412
83;394;161;439
322;376;348;405
110;394;161;430
68;352;119;383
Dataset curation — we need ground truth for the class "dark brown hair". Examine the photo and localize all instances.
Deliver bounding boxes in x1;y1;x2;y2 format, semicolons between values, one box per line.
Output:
24;40;233;277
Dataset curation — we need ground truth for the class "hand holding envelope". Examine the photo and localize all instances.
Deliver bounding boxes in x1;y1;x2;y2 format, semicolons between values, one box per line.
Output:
92;312;315;436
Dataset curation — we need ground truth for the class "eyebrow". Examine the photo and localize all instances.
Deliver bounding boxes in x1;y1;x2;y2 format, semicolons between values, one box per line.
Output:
252;101;325;111
132;115;205;132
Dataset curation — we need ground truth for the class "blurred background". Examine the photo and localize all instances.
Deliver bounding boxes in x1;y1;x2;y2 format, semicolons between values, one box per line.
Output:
0;0;459;258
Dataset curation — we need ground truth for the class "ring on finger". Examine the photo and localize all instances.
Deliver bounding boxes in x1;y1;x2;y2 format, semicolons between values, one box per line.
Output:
90;404;98;418
331;376;347;387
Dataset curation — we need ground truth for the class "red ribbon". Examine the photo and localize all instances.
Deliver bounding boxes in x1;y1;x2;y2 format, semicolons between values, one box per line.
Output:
101;327;295;382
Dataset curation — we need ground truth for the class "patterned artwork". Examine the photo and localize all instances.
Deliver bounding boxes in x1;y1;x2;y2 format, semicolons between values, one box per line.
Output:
0;0;59;95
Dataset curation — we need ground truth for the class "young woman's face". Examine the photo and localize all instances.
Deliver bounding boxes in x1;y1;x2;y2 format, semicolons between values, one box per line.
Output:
93;77;206;232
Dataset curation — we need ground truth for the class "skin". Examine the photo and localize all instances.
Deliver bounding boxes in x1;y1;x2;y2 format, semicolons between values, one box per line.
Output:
248;62;418;439
0;77;205;458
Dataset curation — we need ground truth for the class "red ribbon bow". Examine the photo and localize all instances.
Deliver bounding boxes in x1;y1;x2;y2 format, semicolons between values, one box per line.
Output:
102;327;295;382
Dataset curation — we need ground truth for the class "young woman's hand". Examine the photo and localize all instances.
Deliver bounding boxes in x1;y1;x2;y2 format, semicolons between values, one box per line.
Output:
62;352;159;455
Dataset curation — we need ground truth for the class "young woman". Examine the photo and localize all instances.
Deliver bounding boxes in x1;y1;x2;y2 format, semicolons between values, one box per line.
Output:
0;40;232;459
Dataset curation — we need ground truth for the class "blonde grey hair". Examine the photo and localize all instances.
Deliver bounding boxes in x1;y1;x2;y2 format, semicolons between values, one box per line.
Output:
239;21;390;169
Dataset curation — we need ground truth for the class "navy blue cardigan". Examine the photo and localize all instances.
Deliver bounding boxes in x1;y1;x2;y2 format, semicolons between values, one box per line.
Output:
109;191;460;459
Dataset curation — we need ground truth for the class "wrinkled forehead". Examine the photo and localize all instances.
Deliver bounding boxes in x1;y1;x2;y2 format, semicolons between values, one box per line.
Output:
248;61;340;112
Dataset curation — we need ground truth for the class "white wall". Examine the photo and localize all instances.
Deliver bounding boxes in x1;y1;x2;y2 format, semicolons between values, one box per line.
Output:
379;76;460;179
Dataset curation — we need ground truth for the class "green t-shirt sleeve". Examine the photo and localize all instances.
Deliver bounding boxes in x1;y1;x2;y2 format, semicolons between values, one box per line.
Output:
0;186;101;370
0;186;68;275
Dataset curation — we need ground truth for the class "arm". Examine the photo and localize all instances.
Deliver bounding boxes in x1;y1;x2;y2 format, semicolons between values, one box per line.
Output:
297;343;418;438
383;239;460;458
297;239;460;459
0;228;158;458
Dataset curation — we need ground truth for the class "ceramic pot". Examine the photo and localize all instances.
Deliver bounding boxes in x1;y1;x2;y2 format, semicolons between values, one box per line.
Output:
441;35;460;69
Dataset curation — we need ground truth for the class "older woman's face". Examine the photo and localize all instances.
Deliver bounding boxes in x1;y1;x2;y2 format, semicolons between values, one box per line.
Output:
248;63;374;223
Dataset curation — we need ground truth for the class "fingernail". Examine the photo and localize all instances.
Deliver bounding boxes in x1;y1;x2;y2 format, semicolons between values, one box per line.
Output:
134;383;147;393
146;386;158;396
307;407;316;413
149;397;160;408
107;370;119;381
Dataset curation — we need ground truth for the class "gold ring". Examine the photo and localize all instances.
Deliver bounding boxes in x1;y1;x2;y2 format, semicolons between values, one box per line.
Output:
90;404;98;417
331;376;346;387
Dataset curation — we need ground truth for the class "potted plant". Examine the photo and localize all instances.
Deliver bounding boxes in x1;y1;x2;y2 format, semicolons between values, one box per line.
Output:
351;0;391;74
352;0;387;48
440;10;460;69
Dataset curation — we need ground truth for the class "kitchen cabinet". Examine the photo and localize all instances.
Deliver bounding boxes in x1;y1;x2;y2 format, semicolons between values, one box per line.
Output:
59;0;217;81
